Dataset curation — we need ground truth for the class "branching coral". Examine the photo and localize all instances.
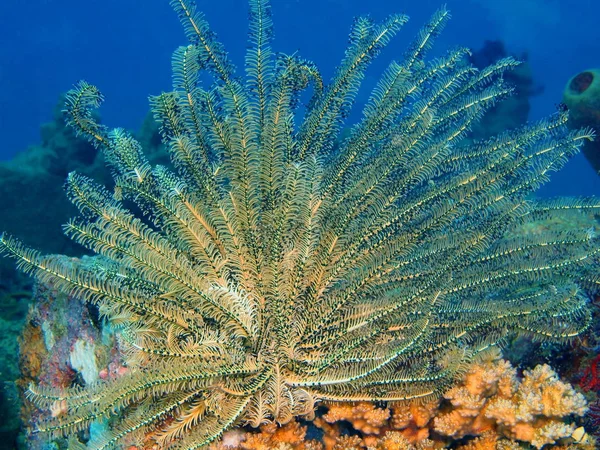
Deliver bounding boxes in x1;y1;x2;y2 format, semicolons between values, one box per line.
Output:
199;353;594;449
233;422;318;450
434;355;589;448
323;403;391;437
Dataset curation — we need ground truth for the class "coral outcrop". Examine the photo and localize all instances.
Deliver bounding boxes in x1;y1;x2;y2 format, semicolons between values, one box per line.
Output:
563;68;600;173
204;352;596;449
433;354;589;448
468;40;542;141
19;299;593;450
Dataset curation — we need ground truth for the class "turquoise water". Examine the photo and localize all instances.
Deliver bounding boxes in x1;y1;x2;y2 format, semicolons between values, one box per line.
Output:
1;0;599;195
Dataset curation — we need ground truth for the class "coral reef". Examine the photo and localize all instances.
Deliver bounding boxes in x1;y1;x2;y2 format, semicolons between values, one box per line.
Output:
468;40;542;141
579;354;600;393
18;259;124;450
564;70;600;129
204;351;593;449
0;97;99;262
0;292;27;448
3;0;600;448
563;68;600;173
0;93;170;449
433;356;588;448
18;274;595;449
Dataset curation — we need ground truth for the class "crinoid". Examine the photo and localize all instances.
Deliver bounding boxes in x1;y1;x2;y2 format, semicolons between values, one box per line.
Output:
1;0;598;448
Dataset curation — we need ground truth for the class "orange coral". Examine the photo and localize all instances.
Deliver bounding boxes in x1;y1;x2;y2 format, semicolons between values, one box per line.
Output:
204;354;592;449
323;402;390;436
388;401;438;444
331;436;364;450
434;356;590;449
454;432;498;450
228;421;321;450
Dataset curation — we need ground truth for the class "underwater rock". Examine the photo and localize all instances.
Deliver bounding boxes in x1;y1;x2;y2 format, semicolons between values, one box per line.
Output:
0;96;169;273
17;256;121;450
469;40;543;140
0;97;100;270
563;69;600;173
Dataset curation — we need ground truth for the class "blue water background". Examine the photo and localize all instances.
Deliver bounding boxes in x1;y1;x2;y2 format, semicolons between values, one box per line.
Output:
1;0;599;196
